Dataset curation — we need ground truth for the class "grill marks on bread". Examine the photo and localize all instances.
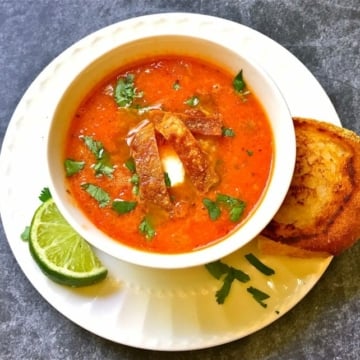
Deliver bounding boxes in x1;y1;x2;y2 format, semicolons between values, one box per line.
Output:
261;117;360;256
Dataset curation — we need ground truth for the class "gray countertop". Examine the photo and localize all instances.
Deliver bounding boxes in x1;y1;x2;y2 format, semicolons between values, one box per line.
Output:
0;1;359;359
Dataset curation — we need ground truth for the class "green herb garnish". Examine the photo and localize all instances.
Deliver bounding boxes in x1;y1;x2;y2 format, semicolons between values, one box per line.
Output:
112;200;137;214
114;73;144;108
64;159;85;176
247;286;270;308
203;198;221;221
222;127;236;137
216;194;246;222
205;260;250;304
173;80;181;91
21;226;30;242
245;253;275;276
81;183;110;208
164;172;171;187
125;157;136;173
233;69;246;93
139;216;156;239
184;95;200;107
246;149;254;156
39;187;52;202
82;136;114;178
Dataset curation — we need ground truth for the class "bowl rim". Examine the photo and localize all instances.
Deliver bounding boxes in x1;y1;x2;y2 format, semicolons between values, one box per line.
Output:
47;32;296;269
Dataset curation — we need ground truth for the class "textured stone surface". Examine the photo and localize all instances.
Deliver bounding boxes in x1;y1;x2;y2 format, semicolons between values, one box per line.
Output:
0;1;359;359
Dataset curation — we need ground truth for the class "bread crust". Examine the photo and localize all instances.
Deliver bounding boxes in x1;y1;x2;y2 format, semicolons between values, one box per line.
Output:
261;117;360;255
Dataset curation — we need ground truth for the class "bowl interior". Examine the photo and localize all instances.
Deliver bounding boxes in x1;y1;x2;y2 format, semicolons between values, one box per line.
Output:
47;35;295;269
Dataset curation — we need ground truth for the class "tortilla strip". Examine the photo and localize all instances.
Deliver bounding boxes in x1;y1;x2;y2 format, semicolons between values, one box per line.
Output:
154;114;219;192
127;120;172;210
149;110;223;136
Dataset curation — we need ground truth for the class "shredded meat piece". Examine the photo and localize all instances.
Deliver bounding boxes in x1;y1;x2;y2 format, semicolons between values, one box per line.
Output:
127;120;172;210
154;114;219;193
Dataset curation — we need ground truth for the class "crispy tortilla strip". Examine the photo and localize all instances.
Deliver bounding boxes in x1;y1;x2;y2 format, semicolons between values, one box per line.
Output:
149;109;223;136
261;117;360;256
154;113;219;192
127;120;172;210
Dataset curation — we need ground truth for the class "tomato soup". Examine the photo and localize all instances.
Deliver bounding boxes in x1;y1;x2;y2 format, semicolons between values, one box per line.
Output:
64;56;273;253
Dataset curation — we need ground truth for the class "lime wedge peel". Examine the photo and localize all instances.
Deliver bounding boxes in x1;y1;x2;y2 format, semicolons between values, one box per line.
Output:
29;198;108;287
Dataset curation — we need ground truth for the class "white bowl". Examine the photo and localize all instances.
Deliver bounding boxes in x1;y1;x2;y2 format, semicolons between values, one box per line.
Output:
47;31;296;269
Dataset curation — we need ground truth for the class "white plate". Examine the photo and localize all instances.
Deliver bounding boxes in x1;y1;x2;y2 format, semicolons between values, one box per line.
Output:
0;13;337;351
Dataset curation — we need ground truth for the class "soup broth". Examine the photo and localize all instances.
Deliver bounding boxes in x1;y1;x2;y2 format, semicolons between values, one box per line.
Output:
64;56;273;253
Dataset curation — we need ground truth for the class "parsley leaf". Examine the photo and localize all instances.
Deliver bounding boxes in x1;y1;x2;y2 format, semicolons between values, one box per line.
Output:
139;216;156;239
184;95;200;107
245;253;275;276
81;183;110;208
64;159;85;176
114;74;144;108
39;187;52;202
112;200;137;214
247;286;270;308
203;198;221;220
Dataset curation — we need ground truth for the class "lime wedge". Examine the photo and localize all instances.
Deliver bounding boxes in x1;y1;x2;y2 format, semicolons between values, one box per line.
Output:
29;198;107;287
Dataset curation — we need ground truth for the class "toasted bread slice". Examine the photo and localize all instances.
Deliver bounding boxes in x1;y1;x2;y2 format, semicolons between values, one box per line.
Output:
261;117;360;256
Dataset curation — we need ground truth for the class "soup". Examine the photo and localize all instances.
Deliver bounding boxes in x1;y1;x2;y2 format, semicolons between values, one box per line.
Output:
64;56;273;253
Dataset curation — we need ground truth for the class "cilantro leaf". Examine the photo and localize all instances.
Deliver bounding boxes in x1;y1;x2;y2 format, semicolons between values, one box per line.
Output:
139;216;156;239
203;198;221;220
125;157;136;173
184;95;200;107
114;74;144;108
221;127;235;137
245;253;275;276
205;260;230;280
164;172;171;187
112;200;137;214
39;187;52;202
82;136;104;160
81;183;110;208
233;69;246;93
20;226;30;242
247;286;270;308
64;159;85;176
216;193;246;222
173;80;181;91
216;271;235;304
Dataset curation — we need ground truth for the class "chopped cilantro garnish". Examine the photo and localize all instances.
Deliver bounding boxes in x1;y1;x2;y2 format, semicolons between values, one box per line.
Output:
125;157;136;173
21;226;30;242
139;216;156;240
205;259;250;304
173;80;181;91
216;193;246;222
64;159;85;176
112;200;137;214
247;286;270;308
222;127;235;137
39;187;52;202
184;95;200;107
82;136;114;178
246;149;254;156
114;73;144;108
81;183;110;208
205;260;230;279
203;198;221;220
233;69;246;93
245;253;275;276
164;172;171;187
